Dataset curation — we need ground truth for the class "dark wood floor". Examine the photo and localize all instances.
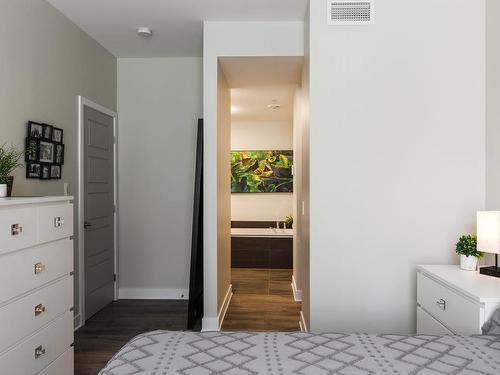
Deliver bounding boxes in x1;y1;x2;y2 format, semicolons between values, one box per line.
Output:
74;300;193;375
222;268;301;331
75;270;300;374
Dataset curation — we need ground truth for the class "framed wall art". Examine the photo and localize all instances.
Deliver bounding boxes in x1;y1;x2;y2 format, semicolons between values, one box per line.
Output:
25;121;64;179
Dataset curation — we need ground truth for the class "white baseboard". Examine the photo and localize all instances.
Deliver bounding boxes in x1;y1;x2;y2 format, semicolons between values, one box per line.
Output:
291;276;302;302
201;285;233;332
74;313;82;331
201;317;219;332
118;288;189;300
299;311;308;332
218;284;233;330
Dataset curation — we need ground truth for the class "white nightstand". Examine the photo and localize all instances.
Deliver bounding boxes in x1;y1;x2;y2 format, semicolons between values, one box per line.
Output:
417;265;500;335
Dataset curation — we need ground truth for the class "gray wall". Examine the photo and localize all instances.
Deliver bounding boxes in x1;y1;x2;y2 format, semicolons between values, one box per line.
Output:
0;0;117;324
117;58;202;298
308;0;485;333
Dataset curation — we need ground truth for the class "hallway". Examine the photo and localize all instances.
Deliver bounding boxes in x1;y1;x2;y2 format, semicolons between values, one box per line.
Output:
222;268;301;331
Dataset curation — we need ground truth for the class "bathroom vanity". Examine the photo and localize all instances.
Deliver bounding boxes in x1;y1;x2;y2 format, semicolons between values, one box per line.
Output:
231;226;293;269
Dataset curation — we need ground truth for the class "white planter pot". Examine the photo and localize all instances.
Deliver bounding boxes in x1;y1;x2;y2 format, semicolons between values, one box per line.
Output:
460;255;478;271
0;184;6;198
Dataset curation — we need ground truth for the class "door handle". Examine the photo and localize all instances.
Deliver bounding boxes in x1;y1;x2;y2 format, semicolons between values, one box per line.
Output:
84;221;92;229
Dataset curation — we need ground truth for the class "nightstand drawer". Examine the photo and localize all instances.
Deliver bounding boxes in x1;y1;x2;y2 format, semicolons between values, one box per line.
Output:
417;306;453;335
417;272;481;334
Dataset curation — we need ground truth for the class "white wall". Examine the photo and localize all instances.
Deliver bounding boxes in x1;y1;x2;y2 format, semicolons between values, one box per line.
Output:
308;0;485;333
0;0;117;327
486;0;500;210
117;58;202;298
231;121;293;221
203;21;304;331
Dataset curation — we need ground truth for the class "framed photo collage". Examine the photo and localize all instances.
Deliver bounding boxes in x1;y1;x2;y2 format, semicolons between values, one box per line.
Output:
26;121;64;180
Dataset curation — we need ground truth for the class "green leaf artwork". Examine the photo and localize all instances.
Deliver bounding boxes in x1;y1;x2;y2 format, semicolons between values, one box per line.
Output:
231;150;293;193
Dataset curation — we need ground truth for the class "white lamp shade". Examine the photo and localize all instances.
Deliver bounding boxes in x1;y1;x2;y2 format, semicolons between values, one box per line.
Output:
477;211;500;255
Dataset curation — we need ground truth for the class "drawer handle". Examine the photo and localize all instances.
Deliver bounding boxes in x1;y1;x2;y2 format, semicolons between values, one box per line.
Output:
54;217;65;228
34;262;46;274
436;298;446;311
35;304;46;316
35;345;46;359
11;224;23;236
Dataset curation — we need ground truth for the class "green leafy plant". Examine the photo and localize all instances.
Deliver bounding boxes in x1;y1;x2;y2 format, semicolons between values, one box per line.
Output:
455;234;484;258
231;150;293;193
285;215;293;229
0;144;24;184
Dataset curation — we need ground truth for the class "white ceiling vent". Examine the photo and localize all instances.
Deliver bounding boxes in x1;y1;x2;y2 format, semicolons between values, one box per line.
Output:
327;0;375;25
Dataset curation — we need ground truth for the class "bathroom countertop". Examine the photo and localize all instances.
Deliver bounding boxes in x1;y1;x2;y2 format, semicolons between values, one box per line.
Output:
231;227;293;238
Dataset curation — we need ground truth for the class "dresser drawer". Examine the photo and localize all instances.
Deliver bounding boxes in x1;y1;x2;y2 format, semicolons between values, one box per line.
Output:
37;204;73;244
417;272;481;334
0;239;73;304
0;311;73;375
38;347;73;375
0;276;73;354
416;306;454;335
0;207;37;256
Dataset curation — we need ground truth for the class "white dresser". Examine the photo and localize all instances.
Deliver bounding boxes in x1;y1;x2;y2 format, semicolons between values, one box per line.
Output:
417;265;500;335
0;197;74;375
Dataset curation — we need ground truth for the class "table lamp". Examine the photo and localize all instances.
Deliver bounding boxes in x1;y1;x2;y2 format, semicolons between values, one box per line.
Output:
477;211;500;278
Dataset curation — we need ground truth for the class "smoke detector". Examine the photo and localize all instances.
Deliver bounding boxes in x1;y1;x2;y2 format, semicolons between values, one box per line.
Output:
137;27;153;38
267;100;281;111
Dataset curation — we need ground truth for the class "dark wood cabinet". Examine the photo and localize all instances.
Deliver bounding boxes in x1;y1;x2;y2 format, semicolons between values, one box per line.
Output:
231;237;292;269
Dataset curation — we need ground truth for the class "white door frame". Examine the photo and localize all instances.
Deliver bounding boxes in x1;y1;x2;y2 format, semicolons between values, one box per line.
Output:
76;96;119;329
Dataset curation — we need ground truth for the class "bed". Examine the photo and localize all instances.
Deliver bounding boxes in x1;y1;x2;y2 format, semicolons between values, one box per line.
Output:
99;330;500;374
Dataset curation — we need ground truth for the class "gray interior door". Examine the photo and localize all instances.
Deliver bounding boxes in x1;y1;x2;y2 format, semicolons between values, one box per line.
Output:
84;104;115;320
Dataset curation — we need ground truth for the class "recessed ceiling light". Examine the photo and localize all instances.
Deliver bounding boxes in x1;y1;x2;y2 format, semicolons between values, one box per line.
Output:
137;27;153;38
267;100;281;110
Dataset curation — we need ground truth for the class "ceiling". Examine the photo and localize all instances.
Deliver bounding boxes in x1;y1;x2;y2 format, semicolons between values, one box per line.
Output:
219;57;303;88
219;57;303;122
231;85;297;122
46;0;308;57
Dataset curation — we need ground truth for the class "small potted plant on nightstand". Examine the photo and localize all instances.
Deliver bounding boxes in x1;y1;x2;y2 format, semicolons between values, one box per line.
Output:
285;215;293;229
456;234;484;271
0;144;24;198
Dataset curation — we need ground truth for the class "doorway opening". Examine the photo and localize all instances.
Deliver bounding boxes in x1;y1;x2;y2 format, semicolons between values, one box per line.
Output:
216;57;308;331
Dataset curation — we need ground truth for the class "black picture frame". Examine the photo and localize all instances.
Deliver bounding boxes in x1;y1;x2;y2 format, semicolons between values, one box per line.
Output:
42;124;53;141
28;121;43;139
25;138;39;162
55;144;65;165
26;162;41;179
52;127;63;143
40;164;51;180
39;141;54;163
50;165;62;180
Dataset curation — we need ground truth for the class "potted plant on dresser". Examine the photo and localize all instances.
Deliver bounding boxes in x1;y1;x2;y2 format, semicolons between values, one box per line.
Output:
456;234;484;271
0;144;24;198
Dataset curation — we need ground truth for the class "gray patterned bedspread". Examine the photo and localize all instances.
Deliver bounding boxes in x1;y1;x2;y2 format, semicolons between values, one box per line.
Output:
99;330;500;374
